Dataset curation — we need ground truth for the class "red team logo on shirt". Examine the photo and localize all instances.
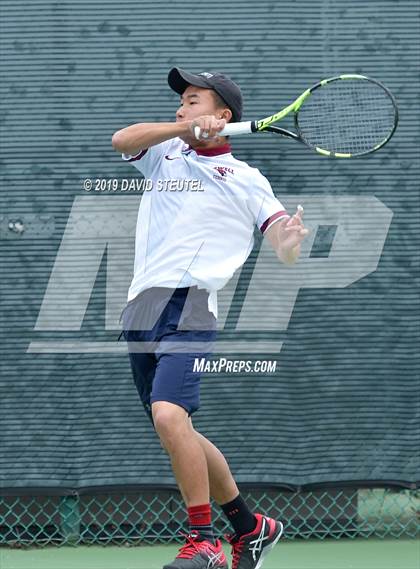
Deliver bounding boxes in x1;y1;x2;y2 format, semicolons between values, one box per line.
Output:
213;166;234;182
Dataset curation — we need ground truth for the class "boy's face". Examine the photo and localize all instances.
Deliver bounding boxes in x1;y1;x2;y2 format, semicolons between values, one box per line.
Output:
176;85;227;145
176;85;221;123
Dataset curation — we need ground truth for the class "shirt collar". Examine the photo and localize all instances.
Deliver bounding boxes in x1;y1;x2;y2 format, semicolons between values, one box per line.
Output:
187;143;232;157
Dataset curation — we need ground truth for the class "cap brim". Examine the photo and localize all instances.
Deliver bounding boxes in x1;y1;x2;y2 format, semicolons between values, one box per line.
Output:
168;67;211;95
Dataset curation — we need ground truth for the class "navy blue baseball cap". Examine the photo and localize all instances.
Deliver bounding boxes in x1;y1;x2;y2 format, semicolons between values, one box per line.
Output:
168;67;243;122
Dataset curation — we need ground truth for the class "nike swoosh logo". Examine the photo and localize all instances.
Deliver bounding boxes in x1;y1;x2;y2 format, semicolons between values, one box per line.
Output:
165;155;181;160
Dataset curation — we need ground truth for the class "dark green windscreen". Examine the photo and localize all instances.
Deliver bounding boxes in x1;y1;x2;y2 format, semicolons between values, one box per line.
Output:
0;0;418;492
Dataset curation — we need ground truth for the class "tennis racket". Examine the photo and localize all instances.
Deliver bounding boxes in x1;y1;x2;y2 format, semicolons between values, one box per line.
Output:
194;74;399;158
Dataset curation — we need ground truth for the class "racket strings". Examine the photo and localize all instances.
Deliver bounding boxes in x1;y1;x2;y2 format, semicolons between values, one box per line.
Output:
296;80;396;155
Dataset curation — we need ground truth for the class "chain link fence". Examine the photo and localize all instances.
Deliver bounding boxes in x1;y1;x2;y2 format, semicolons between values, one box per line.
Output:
1;488;418;547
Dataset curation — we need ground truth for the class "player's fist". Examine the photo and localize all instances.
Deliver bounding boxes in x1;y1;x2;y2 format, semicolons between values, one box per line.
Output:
191;116;226;140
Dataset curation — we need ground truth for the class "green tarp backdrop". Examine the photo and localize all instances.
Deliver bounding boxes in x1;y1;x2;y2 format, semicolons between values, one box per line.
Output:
0;0;419;493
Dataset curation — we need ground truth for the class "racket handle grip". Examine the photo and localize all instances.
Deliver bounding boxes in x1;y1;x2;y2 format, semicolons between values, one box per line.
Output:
218;121;253;136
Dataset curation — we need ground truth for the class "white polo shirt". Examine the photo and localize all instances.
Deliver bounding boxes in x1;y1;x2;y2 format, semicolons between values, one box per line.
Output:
122;137;288;319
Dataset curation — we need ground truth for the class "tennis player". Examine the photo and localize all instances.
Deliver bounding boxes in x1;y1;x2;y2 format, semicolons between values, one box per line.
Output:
112;67;309;569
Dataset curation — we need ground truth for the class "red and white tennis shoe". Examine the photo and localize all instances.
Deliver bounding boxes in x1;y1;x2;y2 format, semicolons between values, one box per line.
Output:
225;513;284;569
163;531;228;569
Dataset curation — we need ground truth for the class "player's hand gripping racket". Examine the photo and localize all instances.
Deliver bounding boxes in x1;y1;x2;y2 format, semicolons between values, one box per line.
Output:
194;74;398;158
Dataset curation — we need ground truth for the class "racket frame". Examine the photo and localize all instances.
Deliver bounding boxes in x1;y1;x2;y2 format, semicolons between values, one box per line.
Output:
220;74;399;158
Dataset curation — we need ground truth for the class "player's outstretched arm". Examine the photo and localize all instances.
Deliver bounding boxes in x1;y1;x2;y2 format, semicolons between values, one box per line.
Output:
112;121;192;156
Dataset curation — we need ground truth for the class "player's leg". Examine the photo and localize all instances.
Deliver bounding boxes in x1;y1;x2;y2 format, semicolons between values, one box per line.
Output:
152;401;227;569
189;419;284;569
187;419;257;532
150;346;216;544
152;401;210;507
150;344;227;569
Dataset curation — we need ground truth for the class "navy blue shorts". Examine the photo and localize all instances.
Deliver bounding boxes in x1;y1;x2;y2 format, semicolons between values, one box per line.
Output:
120;286;217;425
